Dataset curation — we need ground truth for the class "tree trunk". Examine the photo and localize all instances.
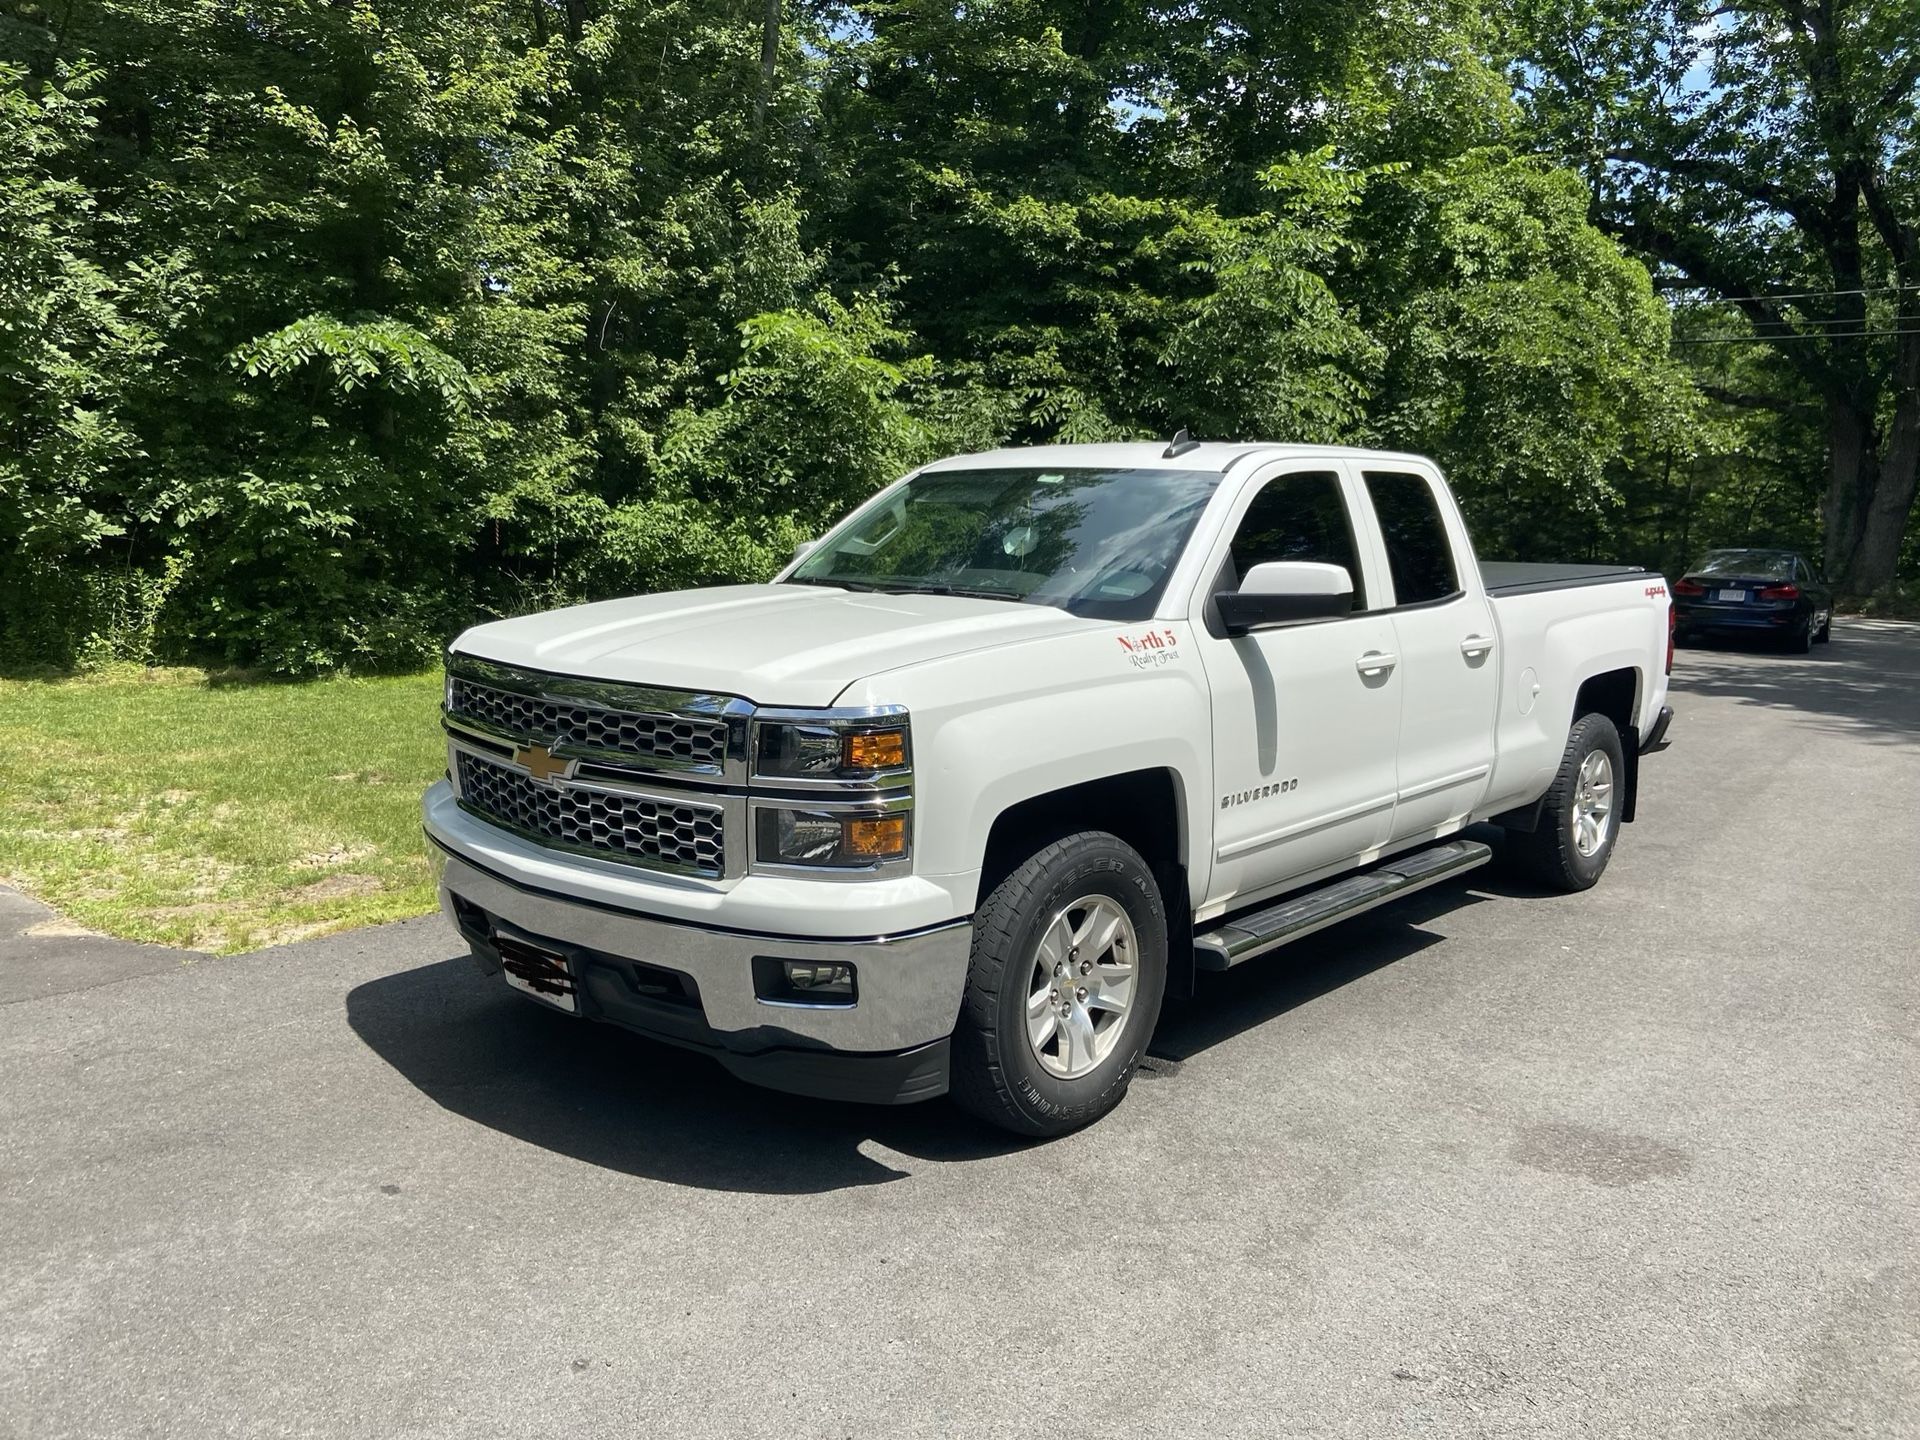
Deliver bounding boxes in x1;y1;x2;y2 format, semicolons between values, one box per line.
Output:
1822;325;1920;592
753;0;779;139
1839;336;1920;591
1821;393;1879;584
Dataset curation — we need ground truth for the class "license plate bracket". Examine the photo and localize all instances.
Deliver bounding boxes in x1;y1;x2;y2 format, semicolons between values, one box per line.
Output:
495;933;579;1013
1716;588;1748;602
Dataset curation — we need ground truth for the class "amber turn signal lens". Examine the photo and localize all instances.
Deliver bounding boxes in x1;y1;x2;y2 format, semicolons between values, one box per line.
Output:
845;729;907;771
844;815;908;858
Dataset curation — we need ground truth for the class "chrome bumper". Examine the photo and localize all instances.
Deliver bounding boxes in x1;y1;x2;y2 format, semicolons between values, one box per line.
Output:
428;839;972;1059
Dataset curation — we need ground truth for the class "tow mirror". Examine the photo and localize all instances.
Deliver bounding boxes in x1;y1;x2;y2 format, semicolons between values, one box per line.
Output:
791;539;817;563
1216;561;1354;636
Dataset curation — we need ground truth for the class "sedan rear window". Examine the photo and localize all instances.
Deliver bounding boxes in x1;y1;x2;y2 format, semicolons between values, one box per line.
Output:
1695;550;1795;579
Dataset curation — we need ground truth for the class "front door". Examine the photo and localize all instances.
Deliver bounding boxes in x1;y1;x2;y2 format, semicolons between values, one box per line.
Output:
1193;464;1402;911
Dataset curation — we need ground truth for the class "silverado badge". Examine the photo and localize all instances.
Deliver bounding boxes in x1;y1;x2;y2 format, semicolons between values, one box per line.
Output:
512;743;575;784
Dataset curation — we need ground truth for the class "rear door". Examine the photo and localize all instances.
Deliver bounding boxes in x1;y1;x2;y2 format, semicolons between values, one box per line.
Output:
1357;467;1500;841
1192;462;1401;909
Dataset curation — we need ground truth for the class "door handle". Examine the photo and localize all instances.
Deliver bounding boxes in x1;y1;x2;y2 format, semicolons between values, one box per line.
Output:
1356;650;1398;676
1460;634;1494;657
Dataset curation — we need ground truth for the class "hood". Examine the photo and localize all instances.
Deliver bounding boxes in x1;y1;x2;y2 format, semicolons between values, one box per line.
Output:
452;584;1095;706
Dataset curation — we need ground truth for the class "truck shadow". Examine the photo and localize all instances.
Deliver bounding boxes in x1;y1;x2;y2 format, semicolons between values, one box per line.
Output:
346;868;1527;1195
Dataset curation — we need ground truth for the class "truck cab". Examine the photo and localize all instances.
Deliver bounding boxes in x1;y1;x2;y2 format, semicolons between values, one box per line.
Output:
424;442;1674;1135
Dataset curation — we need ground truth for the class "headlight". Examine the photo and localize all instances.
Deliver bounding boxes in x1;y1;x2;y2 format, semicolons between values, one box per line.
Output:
752;715;911;781
754;806;909;869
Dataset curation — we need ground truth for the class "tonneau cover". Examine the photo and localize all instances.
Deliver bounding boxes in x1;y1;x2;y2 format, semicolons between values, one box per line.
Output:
1481;561;1647;596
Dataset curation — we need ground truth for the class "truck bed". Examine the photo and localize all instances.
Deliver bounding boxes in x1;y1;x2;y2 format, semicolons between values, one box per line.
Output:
1480;561;1649;596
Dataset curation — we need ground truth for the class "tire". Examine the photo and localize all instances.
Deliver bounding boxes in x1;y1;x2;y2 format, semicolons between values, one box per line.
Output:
1505;713;1626;893
949;832;1168;1137
1815;613;1832;643
1782;619;1813;654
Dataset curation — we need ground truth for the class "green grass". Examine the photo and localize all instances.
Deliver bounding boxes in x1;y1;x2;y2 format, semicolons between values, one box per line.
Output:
0;666;446;954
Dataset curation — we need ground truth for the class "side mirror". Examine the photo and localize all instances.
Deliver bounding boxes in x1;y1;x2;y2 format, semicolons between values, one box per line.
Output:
791;539;817;563
1216;561;1354;636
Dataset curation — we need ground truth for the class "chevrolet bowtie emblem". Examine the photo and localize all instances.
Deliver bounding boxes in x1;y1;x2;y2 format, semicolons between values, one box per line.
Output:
512;743;575;784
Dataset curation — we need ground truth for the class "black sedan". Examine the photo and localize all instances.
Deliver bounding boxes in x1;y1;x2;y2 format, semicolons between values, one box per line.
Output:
1672;548;1833;652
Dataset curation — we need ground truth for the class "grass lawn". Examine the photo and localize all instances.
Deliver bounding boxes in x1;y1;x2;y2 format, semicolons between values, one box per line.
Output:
0;666;446;954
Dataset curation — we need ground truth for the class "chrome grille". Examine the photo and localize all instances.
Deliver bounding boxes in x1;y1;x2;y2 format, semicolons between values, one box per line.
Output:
448;676;727;770
455;752;725;877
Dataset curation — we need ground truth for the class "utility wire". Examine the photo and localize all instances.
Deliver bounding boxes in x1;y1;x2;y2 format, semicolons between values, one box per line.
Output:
1662;281;1920;305
1731;312;1920;327
1673;327;1920;344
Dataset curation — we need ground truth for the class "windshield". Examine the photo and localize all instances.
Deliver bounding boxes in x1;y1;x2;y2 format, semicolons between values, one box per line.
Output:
1695;550;1796;579
786;466;1222;621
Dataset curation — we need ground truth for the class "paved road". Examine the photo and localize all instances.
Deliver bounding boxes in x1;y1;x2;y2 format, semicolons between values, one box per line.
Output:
4;623;1917;1439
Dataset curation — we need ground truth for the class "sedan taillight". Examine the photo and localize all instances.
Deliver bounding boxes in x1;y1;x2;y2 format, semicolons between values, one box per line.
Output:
1759;583;1800;600
1673;578;1707;597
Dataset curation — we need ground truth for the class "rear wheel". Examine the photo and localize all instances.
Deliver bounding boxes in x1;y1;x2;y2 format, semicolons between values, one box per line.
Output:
1782;619;1814;654
950;832;1167;1137
1506;713;1625;892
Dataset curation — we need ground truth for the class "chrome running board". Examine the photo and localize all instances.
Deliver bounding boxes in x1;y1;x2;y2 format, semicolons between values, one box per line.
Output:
1192;839;1493;971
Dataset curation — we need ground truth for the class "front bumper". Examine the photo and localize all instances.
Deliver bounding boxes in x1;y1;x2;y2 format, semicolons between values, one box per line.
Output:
429;838;970;1104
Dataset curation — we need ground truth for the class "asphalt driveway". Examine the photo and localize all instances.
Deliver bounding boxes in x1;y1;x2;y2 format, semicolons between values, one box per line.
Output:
3;622;1916;1438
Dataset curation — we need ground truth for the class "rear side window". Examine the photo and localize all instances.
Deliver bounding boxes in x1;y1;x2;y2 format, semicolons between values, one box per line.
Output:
1364;471;1459;607
1228;470;1366;608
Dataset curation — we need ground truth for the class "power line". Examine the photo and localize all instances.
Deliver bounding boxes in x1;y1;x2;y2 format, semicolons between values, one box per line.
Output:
1733;312;1920;327
1662;281;1920;305
1673;327;1920;344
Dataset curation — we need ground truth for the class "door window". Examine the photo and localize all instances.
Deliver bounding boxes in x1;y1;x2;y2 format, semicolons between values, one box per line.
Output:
1364;471;1460;607
1227;470;1366;608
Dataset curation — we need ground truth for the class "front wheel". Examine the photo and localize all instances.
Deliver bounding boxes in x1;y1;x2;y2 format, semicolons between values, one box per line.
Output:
950;832;1168;1137
1505;713;1626;892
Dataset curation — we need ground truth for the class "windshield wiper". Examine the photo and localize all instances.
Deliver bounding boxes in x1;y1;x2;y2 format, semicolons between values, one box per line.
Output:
783;575;1025;603
883;580;1027;603
781;576;890;593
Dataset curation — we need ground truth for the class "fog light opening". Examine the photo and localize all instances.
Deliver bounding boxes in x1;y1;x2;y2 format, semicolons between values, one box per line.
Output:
753;956;858;1006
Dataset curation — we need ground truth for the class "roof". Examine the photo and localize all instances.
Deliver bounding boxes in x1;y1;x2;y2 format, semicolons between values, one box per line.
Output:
917;441;1439;475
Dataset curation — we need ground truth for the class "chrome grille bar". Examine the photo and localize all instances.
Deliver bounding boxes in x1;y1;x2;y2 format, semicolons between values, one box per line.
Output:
443;654;748;782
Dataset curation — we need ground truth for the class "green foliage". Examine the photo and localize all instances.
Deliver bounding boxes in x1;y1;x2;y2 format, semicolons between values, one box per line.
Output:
1514;0;1920;589
1357;150;1693;559
2;0;1842;674
0;61;147;565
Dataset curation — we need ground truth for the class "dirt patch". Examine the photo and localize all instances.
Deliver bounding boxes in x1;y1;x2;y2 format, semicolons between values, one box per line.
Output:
292;844;375;871
23;917;101;940
295;873;382;900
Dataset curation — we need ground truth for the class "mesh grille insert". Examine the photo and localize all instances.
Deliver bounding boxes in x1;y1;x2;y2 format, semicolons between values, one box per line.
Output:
449;676;726;769
456;752;725;876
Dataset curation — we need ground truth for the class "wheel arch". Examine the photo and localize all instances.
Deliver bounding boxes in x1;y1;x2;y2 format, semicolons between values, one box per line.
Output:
1498;664;1644;833
1571;666;1641;824
975;768;1196;1000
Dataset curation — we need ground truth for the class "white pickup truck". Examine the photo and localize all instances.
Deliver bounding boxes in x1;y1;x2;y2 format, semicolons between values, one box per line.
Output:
424;441;1675;1135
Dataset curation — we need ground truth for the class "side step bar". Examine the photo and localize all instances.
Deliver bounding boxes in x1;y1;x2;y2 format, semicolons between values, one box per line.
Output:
1192;839;1493;971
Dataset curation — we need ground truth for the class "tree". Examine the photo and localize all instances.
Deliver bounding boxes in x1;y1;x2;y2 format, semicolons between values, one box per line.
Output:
1516;0;1920;591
